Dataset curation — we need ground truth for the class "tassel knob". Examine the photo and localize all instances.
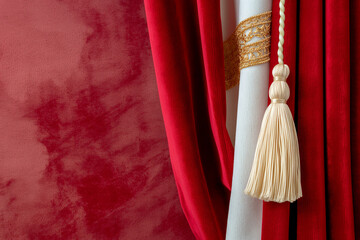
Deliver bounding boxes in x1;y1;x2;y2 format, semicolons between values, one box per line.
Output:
269;64;290;103
244;64;302;203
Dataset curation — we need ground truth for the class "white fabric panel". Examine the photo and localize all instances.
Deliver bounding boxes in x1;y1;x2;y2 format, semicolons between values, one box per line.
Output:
221;0;272;239
221;0;238;145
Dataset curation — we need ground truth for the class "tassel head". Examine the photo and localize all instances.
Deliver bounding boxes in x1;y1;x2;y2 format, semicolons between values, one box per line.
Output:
269;64;290;102
244;64;302;203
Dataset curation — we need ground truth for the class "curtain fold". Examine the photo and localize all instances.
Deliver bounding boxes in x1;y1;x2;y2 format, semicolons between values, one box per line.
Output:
325;0;355;238
196;0;235;190
144;1;233;239
296;0;326;238
350;1;360;238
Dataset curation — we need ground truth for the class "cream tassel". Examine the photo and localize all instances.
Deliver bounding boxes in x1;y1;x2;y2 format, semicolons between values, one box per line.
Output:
244;64;302;202
244;0;302;203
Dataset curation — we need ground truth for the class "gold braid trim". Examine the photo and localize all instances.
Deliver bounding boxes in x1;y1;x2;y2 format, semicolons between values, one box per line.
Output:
224;11;272;90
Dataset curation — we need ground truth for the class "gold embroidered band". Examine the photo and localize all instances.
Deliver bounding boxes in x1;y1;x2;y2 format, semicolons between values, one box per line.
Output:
274;76;286;81
271;99;286;104
224;11;272;90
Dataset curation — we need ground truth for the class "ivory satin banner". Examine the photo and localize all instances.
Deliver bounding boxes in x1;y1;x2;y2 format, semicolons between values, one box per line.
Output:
221;0;272;239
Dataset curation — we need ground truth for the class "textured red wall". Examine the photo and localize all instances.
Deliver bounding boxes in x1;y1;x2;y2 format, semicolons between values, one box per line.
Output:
0;0;194;239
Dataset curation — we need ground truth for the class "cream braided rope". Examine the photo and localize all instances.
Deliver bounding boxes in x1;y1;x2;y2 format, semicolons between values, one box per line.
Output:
277;0;285;64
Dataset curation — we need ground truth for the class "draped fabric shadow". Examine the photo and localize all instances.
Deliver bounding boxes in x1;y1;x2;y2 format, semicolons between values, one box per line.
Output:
144;0;234;239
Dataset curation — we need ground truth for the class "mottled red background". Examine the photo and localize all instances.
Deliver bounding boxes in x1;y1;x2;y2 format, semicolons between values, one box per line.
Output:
0;0;194;239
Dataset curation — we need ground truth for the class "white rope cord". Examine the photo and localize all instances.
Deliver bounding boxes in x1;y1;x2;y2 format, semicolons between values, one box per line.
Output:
277;0;285;64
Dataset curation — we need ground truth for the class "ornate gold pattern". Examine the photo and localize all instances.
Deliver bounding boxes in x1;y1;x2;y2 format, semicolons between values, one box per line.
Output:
224;11;272;90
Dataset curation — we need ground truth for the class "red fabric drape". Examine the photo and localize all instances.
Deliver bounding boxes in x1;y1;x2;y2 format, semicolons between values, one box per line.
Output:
350;0;360;238
262;0;360;239
145;0;360;239
325;1;355;239
144;1;233;239
296;0;326;239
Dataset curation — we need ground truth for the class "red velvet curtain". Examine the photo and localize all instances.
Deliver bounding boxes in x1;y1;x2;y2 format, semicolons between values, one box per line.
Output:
144;0;234;239
263;0;360;239
145;0;360;239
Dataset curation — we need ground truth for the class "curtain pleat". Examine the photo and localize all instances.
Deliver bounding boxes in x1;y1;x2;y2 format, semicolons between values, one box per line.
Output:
296;0;327;239
325;0;355;239
196;0;235;191
262;0;359;239
350;0;360;239
144;1;233;239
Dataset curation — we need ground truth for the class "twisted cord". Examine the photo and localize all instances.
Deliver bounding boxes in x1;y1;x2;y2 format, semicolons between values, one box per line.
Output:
277;0;285;64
